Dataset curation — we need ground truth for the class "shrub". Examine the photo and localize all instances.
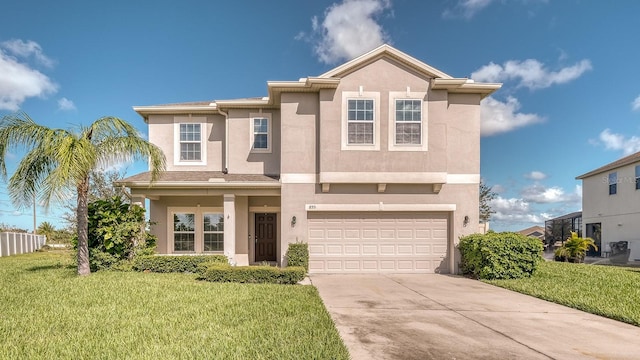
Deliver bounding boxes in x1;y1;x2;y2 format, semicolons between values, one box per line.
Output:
73;196;157;271
133;255;228;273
199;263;306;284
286;242;309;271
458;232;543;280
554;231;597;263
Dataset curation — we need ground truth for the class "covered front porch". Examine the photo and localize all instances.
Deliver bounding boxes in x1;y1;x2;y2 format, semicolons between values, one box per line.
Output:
119;171;282;266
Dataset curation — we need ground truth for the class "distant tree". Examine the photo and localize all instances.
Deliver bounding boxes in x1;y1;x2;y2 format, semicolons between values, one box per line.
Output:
479;179;497;223
37;221;55;238
0;112;165;275
0;223;28;233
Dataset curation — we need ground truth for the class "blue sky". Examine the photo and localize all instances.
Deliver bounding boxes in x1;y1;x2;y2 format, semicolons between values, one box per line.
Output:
1;0;639;232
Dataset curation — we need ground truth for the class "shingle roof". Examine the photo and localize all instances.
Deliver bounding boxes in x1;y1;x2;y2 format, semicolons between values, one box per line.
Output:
576;151;640;179
118;171;279;184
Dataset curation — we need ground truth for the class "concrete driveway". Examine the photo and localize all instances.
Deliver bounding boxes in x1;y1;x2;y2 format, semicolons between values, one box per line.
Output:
311;274;640;360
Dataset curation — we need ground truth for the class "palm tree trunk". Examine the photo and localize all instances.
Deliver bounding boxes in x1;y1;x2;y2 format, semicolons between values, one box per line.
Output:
77;177;90;276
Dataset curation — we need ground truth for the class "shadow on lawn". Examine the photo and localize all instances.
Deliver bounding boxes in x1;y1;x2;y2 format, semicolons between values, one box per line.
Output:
26;263;74;272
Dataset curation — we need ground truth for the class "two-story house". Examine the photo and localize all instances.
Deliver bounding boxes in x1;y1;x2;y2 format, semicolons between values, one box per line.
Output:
576;151;640;261
119;45;501;274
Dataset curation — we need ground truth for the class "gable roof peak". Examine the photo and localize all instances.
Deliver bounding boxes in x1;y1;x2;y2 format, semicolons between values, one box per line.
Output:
319;43;453;80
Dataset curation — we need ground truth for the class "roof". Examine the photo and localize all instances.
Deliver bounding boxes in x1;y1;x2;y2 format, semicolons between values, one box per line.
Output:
133;44;501;119
576;151;640;179
518;225;545;237
117;171;280;188
545;211;582;222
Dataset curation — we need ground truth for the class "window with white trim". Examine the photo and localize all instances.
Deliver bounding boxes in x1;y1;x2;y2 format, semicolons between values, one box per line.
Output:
169;208;224;253
253;118;269;149
179;123;201;161
388;91;427;152
635;165;640;190
174;116;207;166
250;113;272;153
347;99;374;144
173;213;195;252
395;99;422;145
203;213;224;251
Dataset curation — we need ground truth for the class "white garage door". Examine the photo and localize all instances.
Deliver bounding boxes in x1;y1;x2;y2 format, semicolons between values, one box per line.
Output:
307;212;449;273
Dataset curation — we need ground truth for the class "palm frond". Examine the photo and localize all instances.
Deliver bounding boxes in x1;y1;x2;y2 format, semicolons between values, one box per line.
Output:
96;136;166;182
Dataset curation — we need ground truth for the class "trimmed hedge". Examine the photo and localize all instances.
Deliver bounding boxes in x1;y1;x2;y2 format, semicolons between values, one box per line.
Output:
286;243;309;271
458;232;543;280
133;255;228;273
198;263;306;285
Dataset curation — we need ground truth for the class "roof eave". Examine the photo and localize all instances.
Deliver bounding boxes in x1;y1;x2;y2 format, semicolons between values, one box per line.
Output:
432;79;502;99
319;44;454;79
118;181;282;189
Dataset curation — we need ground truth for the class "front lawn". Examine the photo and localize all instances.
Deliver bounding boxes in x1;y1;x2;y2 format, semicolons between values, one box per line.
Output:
0;251;349;359
486;260;640;326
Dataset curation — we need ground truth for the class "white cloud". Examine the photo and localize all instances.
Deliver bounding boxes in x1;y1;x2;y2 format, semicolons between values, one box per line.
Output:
308;0;392;64
524;171;547;180
632;95;640;111
472;59;592;90
490;196;551;224
480;96;544;136
1;39;55;68
57;97;76;111
442;0;494;19
491;184;506;194
521;185;565;203
521;183;582;204
598;129;640;155
0;40;58;111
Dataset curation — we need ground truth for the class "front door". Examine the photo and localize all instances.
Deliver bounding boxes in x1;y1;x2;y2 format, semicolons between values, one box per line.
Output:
255;213;277;262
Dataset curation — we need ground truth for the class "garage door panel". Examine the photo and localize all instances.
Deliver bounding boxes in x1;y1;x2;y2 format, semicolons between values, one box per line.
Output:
380;245;395;255
308;212;449;273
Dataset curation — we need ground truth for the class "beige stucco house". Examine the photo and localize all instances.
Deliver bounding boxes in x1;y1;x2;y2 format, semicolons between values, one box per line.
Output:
576;151;640;261
119;45;501;274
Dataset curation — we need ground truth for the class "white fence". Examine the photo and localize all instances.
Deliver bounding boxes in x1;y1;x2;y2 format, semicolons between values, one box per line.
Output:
0;232;47;257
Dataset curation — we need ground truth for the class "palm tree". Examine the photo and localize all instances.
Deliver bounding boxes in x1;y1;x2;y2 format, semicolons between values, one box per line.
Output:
37;221;55;241
554;231;597;263
0;112;165;275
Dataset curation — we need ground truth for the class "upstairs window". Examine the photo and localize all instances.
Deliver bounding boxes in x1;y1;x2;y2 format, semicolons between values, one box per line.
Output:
347;99;374;145
174;116;206;166
253;118;269;149
395;99;422;145
636;165;640;190
250;113;272;153
179;123;201;161
609;172;617;195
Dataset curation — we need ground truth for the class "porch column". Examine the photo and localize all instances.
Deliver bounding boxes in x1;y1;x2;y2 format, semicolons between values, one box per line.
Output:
131;195;146;209
223;194;236;265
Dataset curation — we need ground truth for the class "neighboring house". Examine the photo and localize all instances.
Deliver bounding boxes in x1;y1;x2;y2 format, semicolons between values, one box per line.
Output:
118;45;501;274
518;226;545;241
577;151;640;260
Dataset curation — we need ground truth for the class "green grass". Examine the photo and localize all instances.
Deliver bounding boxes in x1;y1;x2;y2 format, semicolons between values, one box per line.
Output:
486;260;640;326
0;251;349;360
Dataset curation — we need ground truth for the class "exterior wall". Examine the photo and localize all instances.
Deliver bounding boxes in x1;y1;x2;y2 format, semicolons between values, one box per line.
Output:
582;162;640;259
318;58;452;174
139;53;486;272
227;109;281;175
276;59;482;273
147;114;224;172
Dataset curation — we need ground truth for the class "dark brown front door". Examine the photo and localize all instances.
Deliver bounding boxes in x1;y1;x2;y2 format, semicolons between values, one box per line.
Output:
255;213;277;262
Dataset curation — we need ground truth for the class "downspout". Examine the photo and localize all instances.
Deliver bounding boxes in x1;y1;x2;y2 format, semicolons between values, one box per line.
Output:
217;107;229;173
